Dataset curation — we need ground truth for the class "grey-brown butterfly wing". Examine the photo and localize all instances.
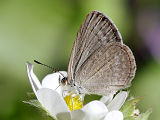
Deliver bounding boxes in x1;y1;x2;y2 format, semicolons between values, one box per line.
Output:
68;11;122;82
67;11;136;95
75;42;136;95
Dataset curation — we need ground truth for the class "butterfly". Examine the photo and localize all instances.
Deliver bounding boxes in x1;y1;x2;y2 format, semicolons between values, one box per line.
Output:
62;11;136;96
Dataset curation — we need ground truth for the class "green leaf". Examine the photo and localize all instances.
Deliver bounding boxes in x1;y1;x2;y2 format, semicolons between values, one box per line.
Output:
120;97;142;118
124;116;135;120
23;99;42;108
23;100;56;120
26;92;36;99
136;109;152;120
83;94;102;105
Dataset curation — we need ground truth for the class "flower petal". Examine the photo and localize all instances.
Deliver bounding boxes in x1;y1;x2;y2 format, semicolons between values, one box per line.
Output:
37;88;71;119
59;71;68;78
82;100;108;120
107;91;128;111
100;94;113;105
71;110;85;120
104;110;123;120
56;112;72;120
26;62;42;96
41;72;66;95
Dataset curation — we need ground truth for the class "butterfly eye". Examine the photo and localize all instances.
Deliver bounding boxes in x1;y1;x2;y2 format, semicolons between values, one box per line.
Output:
61;77;68;86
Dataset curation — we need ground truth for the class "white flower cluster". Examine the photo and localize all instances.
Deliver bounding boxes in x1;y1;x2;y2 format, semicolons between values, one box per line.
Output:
26;62;128;120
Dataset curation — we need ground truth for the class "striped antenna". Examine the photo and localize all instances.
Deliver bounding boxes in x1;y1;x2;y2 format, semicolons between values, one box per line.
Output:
34;60;65;77
34;60;56;72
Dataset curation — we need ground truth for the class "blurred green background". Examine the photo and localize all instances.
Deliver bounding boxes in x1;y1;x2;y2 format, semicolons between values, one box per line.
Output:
0;0;160;119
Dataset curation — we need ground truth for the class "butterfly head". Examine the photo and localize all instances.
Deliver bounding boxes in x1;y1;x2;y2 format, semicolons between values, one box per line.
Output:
57;71;68;86
60;77;68;86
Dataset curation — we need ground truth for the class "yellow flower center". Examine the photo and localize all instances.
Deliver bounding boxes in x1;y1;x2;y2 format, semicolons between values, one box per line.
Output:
64;93;83;111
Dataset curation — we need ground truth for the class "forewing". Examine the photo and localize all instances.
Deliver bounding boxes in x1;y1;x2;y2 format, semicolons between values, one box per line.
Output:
68;11;122;83
75;42;136;95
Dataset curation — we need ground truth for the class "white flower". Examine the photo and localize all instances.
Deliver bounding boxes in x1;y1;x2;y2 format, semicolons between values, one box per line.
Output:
26;62;128;120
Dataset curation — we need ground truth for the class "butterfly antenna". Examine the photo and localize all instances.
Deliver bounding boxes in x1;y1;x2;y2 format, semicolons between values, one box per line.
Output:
34;60;65;77
34;60;56;72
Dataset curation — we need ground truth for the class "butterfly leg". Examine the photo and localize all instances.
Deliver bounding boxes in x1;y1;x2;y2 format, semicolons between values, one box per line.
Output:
71;95;74;111
54;75;61;91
